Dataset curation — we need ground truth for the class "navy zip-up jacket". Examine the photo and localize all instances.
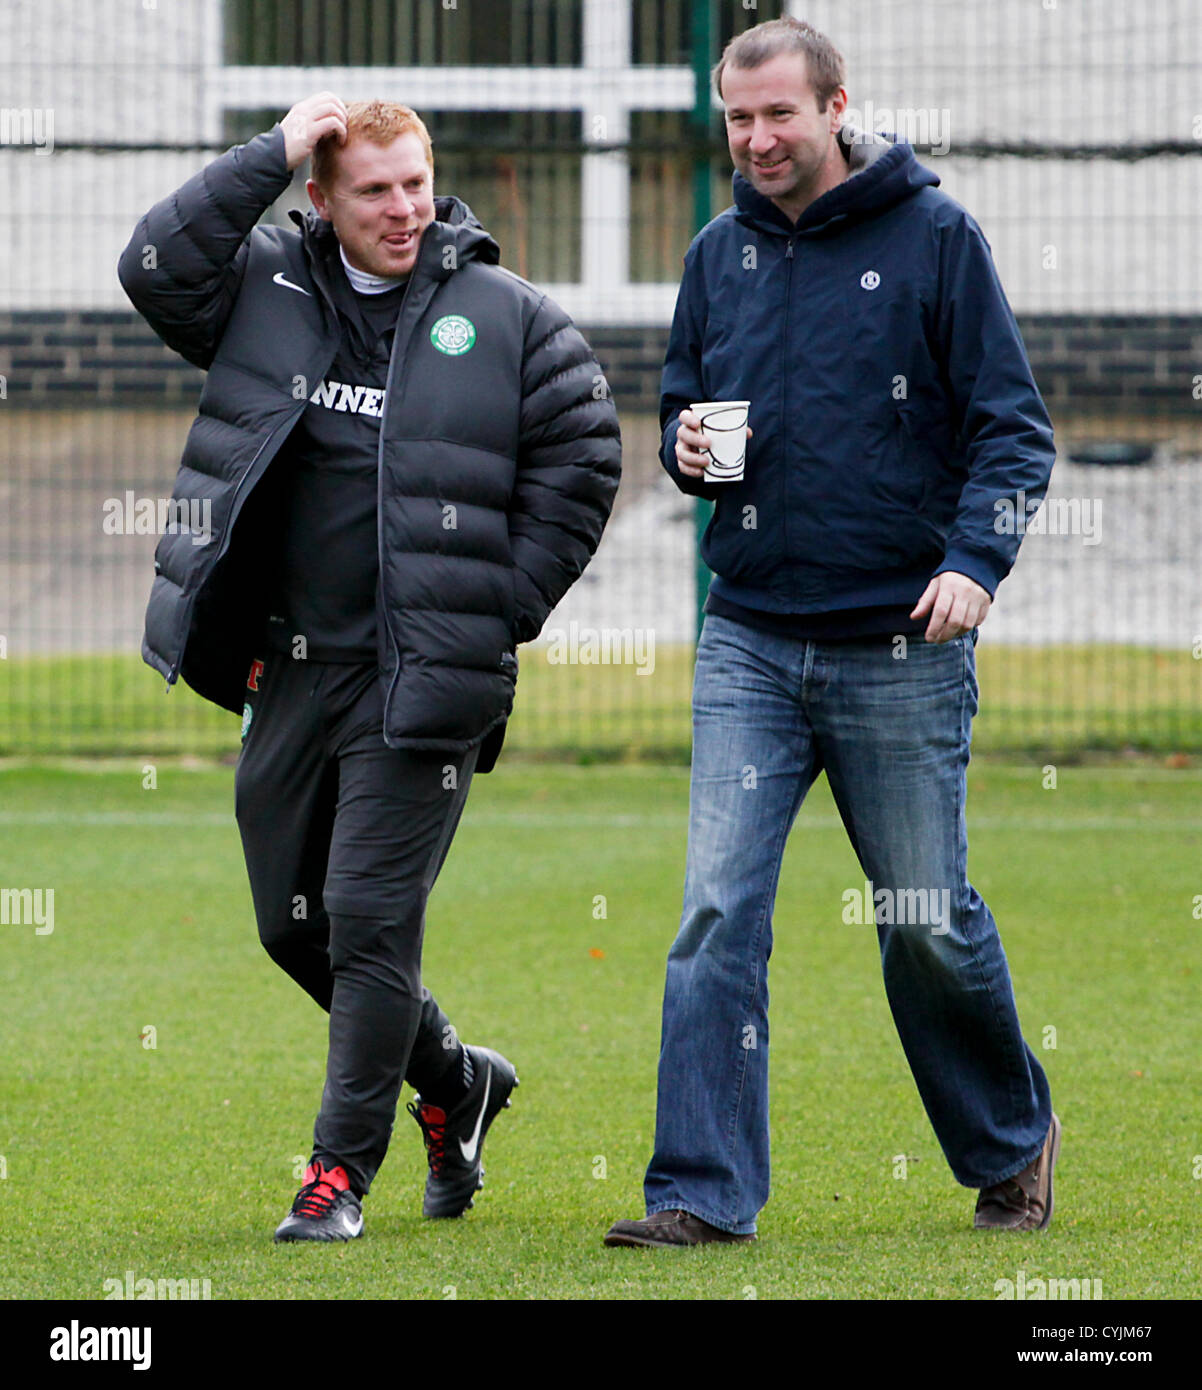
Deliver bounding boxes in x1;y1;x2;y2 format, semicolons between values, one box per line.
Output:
661;126;1055;613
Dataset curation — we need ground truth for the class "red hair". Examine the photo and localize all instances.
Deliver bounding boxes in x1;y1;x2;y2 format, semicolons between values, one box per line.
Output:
311;100;434;189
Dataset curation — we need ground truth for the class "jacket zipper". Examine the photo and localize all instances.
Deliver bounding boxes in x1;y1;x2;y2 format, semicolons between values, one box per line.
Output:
781;235;797;565
377;267;424;746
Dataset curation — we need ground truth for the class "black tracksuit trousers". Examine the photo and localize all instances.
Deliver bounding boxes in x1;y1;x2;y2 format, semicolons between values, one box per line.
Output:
234;652;478;1197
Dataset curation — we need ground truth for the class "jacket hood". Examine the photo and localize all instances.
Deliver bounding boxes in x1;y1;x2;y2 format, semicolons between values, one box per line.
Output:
291;193;501;284
733;125;940;234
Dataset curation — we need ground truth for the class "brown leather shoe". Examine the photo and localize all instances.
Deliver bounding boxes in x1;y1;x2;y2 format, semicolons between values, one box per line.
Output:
604;1209;756;1247
974;1113;1061;1230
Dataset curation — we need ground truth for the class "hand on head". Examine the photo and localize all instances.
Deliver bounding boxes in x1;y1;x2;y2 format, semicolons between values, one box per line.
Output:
281;92;349;172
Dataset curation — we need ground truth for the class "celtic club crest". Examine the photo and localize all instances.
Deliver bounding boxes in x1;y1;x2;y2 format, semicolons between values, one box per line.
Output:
430;315;477;356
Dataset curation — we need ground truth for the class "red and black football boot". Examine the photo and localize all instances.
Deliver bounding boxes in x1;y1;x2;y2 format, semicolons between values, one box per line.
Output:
273;1158;364;1242
407;1046;518;1218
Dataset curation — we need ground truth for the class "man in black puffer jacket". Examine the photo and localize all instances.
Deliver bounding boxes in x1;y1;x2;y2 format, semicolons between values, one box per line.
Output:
118;93;620;1241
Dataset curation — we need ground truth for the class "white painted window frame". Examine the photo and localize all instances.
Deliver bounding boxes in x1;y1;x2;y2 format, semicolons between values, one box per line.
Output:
209;0;717;324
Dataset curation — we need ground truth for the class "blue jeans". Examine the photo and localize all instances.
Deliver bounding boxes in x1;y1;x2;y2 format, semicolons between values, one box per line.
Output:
644;614;1052;1234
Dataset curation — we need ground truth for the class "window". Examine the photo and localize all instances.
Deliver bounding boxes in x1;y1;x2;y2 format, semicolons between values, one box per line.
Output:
631;0;785;66
224;0;584;67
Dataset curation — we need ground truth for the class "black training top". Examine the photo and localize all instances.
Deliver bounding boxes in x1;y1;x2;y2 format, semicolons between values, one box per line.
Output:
263;272;410;662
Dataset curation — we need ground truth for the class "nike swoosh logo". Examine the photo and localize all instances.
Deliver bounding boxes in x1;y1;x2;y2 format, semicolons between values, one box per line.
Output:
273;271;312;297
343;1212;363;1236
459;1064;492;1164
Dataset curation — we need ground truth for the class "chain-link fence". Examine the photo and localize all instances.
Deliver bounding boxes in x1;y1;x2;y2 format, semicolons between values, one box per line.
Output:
2;0;1200;758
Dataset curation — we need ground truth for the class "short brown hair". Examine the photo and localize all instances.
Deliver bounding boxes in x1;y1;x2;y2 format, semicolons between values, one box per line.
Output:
310;100;434;190
714;18;846;111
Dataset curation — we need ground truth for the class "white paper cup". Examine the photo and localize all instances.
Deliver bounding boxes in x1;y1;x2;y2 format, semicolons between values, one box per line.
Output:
690;400;750;482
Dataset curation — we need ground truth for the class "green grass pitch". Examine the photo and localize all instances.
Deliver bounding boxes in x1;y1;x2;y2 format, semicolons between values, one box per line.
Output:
0;759;1198;1300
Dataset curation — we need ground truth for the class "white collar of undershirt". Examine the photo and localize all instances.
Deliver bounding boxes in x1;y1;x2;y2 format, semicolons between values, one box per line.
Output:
339;244;407;295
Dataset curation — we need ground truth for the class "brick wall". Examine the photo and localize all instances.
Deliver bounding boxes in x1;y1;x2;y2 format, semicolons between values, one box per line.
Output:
0;311;204;407
1;311;1200;416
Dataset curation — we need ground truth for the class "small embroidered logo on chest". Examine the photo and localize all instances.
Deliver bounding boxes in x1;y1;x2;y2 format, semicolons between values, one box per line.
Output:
430;315;477;355
860;270;881;291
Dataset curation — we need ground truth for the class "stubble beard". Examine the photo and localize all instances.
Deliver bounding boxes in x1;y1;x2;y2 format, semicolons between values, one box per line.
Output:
748;153;822;218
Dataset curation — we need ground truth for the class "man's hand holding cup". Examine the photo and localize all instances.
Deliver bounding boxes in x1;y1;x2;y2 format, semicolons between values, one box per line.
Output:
678;402;752;483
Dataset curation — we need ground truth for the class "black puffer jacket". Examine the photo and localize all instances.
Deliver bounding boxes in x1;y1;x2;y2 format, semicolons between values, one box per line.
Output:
118;125;620;766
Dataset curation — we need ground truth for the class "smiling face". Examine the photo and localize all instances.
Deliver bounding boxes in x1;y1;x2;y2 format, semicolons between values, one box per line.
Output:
307;131;435;279
721;53;848;222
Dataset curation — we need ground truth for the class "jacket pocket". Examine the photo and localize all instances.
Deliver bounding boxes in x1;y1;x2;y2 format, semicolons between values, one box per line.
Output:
841;407;927;515
889;409;933;510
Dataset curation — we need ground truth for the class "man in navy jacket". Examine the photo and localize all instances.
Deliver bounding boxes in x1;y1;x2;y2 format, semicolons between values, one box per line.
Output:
606;18;1059;1247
